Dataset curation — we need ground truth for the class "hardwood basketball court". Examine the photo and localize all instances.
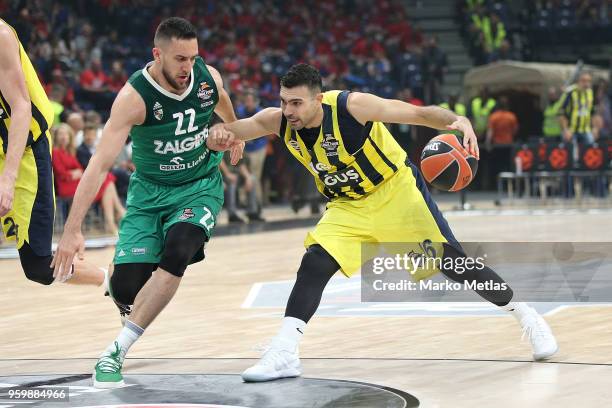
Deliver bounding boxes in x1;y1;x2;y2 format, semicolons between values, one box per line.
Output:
1;208;611;407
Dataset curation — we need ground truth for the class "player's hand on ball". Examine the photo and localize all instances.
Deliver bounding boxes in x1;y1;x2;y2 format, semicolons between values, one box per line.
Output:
447;116;480;159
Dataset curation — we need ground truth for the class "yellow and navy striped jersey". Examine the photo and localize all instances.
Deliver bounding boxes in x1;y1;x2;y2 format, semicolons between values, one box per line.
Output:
0;19;54;154
560;84;594;134
280;90;407;200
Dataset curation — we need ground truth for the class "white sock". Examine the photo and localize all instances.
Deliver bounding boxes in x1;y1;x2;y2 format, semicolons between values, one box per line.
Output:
101;268;109;290
104;320;144;361
276;317;306;348
501;302;532;320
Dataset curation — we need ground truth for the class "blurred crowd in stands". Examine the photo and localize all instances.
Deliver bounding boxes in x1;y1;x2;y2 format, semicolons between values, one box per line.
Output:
458;0;612;65
0;0;610;235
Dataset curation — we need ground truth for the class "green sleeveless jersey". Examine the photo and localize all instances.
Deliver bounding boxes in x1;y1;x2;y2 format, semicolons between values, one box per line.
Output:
127;57;222;185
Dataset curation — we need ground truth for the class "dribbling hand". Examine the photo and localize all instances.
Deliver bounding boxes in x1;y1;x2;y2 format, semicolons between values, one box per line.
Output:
447;116;480;159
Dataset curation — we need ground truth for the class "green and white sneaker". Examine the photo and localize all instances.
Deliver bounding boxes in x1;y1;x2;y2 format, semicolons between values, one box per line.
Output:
93;342;125;388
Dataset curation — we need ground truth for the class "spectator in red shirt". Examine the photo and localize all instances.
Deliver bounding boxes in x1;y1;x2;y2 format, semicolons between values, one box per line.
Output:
79;58;112;112
107;60;128;94
401;87;424;106
52;124;125;234
52;124;84;201
46;68;76;111
80;58;109;92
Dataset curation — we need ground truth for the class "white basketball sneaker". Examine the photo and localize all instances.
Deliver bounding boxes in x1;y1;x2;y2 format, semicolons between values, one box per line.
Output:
519;307;559;361
241;338;302;382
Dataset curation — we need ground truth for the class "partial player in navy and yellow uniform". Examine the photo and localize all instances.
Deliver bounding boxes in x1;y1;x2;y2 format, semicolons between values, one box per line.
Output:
0;19;106;286
217;63;559;382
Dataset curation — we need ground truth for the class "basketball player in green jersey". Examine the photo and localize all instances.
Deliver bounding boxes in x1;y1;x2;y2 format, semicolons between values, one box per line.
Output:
52;17;242;388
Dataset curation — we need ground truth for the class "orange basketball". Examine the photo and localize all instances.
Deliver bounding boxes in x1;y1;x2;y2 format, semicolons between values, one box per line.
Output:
420;134;478;192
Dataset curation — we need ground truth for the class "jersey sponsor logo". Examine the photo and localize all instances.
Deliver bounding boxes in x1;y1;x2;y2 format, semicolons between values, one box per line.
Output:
160;163;185;171
179;208;195;220
160;150;210;171
321;133;339;156
322;167;363;187
0;107;5;119
308;161;332;174
153;101;164;121
423;142;440;152
131;247;147;255
154;127;209;155
201;100;215;108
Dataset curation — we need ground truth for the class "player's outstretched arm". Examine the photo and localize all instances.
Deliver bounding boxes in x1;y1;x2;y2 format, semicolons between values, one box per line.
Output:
207;107;281;162
52;84;144;280
347;92;479;158
217;107;282;142
207;64;243;164
0;25;32;217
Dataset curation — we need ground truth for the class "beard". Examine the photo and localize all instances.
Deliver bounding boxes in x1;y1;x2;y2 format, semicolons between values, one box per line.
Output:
161;66;188;91
287;108;318;130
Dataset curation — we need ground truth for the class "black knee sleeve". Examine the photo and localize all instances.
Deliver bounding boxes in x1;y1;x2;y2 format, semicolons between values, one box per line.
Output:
285;244;340;323
158;223;207;277
18;242;54;285
110;263;156;306
440;244;514;306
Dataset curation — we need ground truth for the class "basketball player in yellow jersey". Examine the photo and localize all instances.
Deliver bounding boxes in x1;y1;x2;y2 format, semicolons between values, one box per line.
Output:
0;19;107;286
213;64;558;382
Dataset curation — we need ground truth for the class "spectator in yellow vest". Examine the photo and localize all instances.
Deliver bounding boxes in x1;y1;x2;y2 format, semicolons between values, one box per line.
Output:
469;88;497;140
440;94;467;116
543;87;562;138
483;13;506;55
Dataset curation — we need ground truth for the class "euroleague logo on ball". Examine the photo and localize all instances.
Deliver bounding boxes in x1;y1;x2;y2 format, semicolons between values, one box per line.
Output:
420;134;477;192
423;142;440;152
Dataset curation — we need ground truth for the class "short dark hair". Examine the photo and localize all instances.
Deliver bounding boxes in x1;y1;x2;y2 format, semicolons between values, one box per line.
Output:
280;63;322;92
83;124;98;133
154;17;197;45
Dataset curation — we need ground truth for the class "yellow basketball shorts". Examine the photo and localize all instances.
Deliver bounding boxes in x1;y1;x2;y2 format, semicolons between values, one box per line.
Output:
305;161;459;280
0;133;55;256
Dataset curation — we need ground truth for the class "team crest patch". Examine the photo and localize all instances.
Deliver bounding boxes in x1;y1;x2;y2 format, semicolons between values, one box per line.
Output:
179;208;195;220
321;133;339;156
197;82;215;101
153;101;163;120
